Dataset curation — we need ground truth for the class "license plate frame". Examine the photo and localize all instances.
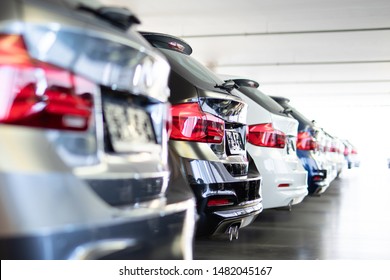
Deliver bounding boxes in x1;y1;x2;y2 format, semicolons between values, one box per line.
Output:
226;130;245;155
103;97;155;152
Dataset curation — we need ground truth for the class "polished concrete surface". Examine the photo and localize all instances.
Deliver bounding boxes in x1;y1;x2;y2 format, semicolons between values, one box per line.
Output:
194;164;390;259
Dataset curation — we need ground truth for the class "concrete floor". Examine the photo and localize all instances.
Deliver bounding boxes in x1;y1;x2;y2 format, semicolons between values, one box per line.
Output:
194;164;390;259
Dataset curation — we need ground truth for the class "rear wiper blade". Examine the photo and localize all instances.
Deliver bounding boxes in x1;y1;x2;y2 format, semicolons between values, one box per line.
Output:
281;108;292;114
215;80;239;92
78;4;141;30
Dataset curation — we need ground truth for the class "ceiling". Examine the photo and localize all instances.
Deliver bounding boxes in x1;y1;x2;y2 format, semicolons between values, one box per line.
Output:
102;0;390;150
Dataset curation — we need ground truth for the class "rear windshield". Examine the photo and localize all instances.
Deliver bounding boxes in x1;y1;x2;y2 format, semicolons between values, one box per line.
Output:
159;48;224;90
285;104;313;127
238;86;289;117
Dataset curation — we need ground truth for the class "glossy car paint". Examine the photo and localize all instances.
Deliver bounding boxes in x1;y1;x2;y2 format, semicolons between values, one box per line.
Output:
271;96;331;195
231;79;308;209
0;0;195;259
141;32;263;236
324;132;347;178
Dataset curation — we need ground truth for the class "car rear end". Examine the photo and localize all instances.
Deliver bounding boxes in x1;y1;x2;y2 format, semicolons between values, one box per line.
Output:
231;79;308;210
328;135;347;177
342;139;360;169
320;130;339;183
0;0;195;259
141;32;263;238
271;96;330;195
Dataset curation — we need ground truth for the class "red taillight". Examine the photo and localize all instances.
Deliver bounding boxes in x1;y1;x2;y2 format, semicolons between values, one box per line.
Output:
247;123;286;148
297;131;318;151
312;175;323;182
207;198;234;207
0;34;94;131
278;183;290;188
170;102;224;143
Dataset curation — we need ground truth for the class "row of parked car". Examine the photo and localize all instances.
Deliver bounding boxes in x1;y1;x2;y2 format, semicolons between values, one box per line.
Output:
0;0;360;259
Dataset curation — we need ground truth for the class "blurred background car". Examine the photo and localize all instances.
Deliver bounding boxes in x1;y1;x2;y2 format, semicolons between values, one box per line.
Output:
325;132;347;178
320;130;339;182
0;0;196;259
141;32;263;240
227;78;308;210
342;139;361;169
271;96;331;195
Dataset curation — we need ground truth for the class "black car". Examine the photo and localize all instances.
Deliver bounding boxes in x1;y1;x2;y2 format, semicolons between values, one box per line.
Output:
0;0;195;259
141;32;263;239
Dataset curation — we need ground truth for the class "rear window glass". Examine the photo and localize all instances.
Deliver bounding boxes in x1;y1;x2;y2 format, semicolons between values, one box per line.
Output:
238;86;289;117
160;48;224;89
285;104;313;126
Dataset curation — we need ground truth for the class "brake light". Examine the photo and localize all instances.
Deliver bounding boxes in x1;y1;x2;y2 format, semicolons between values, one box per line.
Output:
170;102;224;143
168;41;185;52
207;198;234;207
278;183;290;188
312;175;323;182
297;131;318;151
247;123;286;148
0;34;94;131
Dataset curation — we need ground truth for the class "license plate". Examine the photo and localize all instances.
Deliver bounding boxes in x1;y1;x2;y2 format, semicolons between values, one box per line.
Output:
103;98;155;152
226;130;244;155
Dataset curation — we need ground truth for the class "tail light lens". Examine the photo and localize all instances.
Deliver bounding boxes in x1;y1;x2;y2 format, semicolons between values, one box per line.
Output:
297;131;318;151
0;34;94;131
207;198;234;207
312;175;323;182
170;102;224;143
247;123;286;148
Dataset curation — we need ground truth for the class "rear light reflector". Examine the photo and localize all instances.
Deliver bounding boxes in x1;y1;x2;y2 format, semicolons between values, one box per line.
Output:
207;198;234;207
170;102;224;143
278;183;290;188
312;175;323;182
297;131;318;151
247;123;286;148
0;34;94;131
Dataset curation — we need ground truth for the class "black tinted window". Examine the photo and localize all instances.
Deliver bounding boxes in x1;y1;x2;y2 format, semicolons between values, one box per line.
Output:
160;48;224;89
238;86;289;117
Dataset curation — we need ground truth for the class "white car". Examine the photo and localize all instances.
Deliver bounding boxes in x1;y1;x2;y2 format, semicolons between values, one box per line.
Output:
230;78;308;210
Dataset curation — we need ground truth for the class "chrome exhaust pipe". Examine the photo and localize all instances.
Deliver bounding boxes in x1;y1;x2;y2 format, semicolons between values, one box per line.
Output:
287;200;293;211
227;224;240;241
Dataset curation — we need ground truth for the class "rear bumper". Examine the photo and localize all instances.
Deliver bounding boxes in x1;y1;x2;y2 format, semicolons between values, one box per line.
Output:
0;199;195;260
308;179;329;195
202;202;263;235
263;183;308;209
0;170;196;260
249;148;308;209
191;179;263;236
169;141;263;236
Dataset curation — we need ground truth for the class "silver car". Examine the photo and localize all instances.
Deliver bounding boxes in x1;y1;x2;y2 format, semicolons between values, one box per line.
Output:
0;0;195;259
